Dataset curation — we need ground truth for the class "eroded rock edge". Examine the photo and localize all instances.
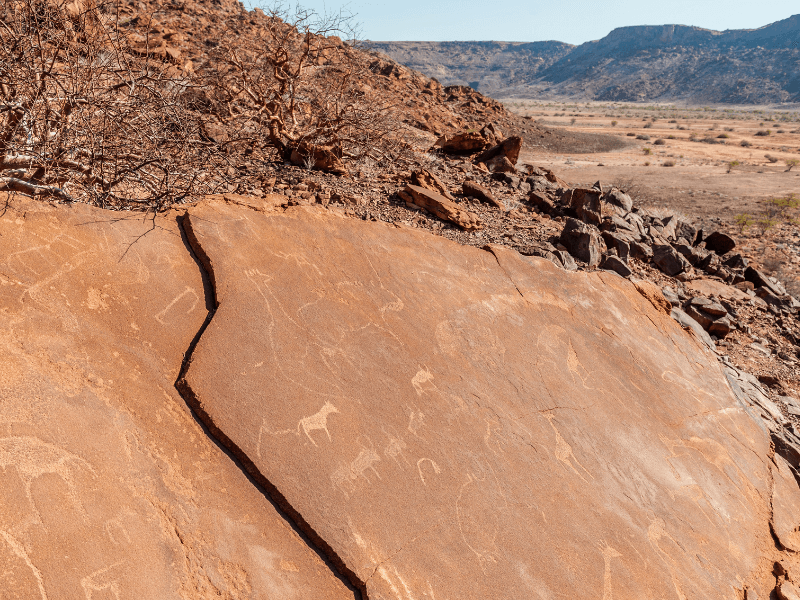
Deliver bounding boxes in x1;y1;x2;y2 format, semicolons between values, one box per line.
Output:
175;212;367;600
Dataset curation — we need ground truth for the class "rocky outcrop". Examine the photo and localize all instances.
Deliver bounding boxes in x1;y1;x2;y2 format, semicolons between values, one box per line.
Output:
0;198;354;599
6;194;800;599
178;200;777;600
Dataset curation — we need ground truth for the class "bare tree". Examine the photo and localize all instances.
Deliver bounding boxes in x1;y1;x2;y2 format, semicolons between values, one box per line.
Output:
200;2;402;174
0;0;212;209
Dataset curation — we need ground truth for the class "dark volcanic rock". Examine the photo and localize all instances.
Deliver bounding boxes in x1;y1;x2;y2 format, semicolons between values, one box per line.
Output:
653;244;690;276
560;217;605;266
704;231;737;255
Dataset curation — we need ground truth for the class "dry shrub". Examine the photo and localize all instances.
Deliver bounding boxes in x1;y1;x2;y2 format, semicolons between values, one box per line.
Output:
199;4;403;173
1;0;405;209
0;0;213;208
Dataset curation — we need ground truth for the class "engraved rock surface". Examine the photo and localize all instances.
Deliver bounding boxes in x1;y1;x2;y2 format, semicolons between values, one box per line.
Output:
182;201;774;600
0;198;353;600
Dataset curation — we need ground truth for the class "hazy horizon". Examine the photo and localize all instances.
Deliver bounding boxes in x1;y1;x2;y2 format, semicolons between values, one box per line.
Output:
247;1;798;46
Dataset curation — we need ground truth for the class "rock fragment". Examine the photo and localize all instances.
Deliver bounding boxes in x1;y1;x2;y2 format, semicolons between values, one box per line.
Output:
559;218;605;267
403;184;483;231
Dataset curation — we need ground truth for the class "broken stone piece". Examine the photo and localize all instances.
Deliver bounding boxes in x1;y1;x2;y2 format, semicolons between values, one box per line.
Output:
653;244;690;276
463;181;501;208
703;231;736;255
404;184;483;231
559;217;605;267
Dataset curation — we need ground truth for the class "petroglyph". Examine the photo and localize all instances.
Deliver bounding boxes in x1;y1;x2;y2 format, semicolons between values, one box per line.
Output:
383;427;410;468
543;415;592;482
0;529;48;600
331;439;382;498
417;458;441;486
81;562;125;600
0;436;96;521
155;287;200;325
299;402;339;446
600;542;622;600
411;366;436;396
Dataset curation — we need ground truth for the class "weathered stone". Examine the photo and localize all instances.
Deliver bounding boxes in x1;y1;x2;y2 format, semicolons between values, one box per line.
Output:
569;187;603;225
686;278;750;302
412;168;456;200
670;308;715;349
289;142;347;175
433;131;489;154
653;244;690;276
602;231;631;261
724;253;749;269
475;135;523;166
708;316;732;337
528;191;556;214
662;286;681;306
631;241;654;261
660;215;678;240
181;203;772;600
554;249;578;271
685;304;715;329
0;198;353;599
745;267;784;296
673;241;708;266
600;254;632;278
603;187;633;213
675;219;699;245
777;580;800;600
462;180;501;208
771;455;800;552
560;217;605;266
404;184;483;231
703;302;728;317
485;154;517;173
704;231;737;255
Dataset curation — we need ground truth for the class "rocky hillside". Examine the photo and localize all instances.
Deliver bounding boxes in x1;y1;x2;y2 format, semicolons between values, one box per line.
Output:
367;40;574;92
7;0;800;598
372;14;800;103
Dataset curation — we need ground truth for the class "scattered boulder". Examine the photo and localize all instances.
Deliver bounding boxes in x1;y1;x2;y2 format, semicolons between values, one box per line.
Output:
704;231;736;255
603;187;633;213
475;135;522;167
675;219;699;245
412;169;456;200
559;218;605;267
402;185;483;231
463;180;502;208
289;142;347;175
600;254;632;278
554;249;578;271
569;188;603;225
652;244;690;276
433;131;489;154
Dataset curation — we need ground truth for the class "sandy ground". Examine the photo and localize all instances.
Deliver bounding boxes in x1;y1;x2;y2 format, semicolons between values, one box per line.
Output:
505;100;800;224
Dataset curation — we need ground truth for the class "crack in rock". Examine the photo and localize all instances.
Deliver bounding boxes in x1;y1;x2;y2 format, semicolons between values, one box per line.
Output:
174;212;367;600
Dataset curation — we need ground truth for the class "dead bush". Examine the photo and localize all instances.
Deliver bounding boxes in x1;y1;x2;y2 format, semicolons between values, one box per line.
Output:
0;0;212;209
199;3;403;174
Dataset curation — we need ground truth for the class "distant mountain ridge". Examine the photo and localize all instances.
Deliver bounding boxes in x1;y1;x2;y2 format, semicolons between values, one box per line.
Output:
370;15;800;104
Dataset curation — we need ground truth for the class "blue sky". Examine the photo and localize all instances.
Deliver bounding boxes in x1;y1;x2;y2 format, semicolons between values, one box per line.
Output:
249;1;799;44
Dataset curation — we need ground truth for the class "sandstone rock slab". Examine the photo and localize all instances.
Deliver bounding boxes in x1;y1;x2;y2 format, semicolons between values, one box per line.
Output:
182;201;773;600
0;198;354;600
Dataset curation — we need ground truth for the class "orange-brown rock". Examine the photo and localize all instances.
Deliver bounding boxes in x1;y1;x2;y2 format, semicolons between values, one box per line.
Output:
432;131;489;154
403;184;483;230
0;198;353;599
180;202;774;600
410;168;455;200
475;135;523;166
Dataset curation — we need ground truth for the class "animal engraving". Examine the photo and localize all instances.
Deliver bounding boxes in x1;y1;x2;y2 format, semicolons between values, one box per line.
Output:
0;436;96;520
81;562;125;600
544;415;592;482
154;286;200;324
411;366;436;396
0;529;49;600
298;402;339;446
600;542;622;600
417;458;442;485
330;439;382;498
